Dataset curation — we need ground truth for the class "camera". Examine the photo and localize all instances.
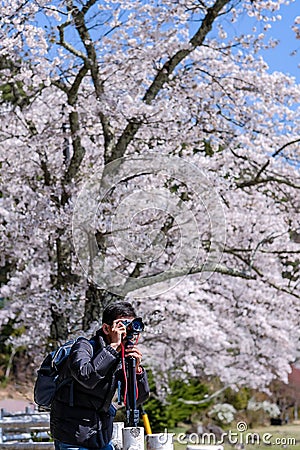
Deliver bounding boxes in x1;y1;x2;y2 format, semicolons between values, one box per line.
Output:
122;317;144;341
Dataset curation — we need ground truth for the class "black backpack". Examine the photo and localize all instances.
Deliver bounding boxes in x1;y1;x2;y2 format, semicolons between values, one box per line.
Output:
34;337;95;411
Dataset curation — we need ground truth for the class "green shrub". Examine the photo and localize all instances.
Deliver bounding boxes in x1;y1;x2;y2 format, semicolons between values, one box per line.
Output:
143;372;211;432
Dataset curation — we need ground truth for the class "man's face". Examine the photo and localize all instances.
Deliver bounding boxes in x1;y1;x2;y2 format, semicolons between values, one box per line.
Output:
103;316;135;343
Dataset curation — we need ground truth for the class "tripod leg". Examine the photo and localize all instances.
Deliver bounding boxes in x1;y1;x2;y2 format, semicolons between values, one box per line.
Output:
125;357;140;427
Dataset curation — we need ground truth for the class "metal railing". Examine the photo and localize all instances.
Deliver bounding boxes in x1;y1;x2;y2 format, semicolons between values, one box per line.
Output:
0;408;54;450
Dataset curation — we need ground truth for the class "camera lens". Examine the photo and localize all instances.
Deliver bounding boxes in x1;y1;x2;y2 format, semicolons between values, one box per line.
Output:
130;318;144;333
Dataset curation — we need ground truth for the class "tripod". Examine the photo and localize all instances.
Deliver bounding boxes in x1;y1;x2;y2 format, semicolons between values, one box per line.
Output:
120;318;144;427
124;354;140;427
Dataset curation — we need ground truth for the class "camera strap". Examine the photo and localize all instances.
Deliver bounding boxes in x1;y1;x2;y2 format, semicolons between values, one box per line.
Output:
120;340;139;407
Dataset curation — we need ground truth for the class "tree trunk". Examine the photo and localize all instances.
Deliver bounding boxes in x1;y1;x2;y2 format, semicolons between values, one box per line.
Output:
294;401;298;421
50;308;70;342
83;284;123;331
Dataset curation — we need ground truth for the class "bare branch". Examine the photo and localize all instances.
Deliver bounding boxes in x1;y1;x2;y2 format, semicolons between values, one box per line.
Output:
272;138;300;158
58;21;88;61
82;0;97;15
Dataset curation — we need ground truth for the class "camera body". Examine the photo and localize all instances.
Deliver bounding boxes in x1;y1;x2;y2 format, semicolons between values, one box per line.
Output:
122;317;144;342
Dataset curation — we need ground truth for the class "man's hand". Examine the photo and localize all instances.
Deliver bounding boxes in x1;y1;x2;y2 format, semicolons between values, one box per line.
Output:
109;319;127;351
125;344;143;373
106;320;143;372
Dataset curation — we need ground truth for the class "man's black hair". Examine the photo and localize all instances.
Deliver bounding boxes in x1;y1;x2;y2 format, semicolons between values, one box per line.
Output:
102;301;137;325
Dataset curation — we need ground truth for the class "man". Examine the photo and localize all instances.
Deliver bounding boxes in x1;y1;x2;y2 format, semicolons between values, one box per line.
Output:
50;301;150;450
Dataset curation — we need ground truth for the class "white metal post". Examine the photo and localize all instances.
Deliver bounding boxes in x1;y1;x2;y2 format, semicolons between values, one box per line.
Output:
112;422;124;450
146;433;174;450
122;427;145;450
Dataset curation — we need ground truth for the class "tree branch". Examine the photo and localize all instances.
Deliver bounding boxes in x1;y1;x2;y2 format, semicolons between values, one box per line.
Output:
63;109;84;185
272;138;300;158
243;138;300;185
144;0;229;105
64;0;116;162
236;176;300;190
100;111;115;164
57;66;89;185
108;0;230;162
115;262;255;296
255;267;300;300
58;20;88;61
106;120;140;163
68;66;89;102
225;247;300;300
82;0;97;15
66;0;101;88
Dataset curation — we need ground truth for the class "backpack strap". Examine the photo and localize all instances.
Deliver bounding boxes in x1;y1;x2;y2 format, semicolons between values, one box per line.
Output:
89;338;96;351
58;338;96;407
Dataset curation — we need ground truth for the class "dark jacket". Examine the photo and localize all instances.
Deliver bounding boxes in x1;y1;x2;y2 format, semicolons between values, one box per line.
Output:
50;330;150;449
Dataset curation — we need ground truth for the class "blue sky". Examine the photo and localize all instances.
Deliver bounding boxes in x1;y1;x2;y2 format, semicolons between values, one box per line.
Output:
253;2;299;83
38;1;300;84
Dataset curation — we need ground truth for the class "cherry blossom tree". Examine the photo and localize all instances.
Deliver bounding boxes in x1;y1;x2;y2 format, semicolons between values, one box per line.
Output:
0;0;299;391
292;15;300;39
